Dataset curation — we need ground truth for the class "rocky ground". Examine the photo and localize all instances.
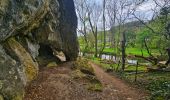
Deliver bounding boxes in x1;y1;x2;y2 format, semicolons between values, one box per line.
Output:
24;62;148;100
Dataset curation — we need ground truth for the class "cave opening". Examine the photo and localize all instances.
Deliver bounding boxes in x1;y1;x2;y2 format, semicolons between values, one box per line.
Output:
37;43;64;67
38;43;54;58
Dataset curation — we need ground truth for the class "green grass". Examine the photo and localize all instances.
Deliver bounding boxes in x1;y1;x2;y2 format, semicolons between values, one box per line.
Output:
103;48;116;55
80;45;160;57
125;65;147;72
92;59;111;69
126;48;159;57
126;48;149;56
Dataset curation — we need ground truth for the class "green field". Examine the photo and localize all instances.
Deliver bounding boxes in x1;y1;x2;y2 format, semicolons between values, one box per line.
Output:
80;46;160;57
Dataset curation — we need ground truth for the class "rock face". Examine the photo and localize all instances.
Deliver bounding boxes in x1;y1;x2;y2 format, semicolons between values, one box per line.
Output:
0;0;78;99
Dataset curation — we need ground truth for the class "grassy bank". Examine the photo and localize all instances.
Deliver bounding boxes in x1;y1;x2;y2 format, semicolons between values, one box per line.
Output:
80;47;160;57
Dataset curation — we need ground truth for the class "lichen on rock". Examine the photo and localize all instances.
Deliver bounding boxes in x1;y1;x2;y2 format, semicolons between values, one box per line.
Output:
0;94;3;100
0;45;24;100
4;38;39;83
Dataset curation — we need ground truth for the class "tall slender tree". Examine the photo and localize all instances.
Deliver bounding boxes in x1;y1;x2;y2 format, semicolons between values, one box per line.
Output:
99;0;106;56
87;2;102;57
74;0;89;56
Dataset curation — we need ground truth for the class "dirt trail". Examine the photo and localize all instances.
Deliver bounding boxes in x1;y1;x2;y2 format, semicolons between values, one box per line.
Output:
90;62;148;100
24;62;148;100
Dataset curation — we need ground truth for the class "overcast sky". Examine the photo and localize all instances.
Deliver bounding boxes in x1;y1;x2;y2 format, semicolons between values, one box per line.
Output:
75;0;161;32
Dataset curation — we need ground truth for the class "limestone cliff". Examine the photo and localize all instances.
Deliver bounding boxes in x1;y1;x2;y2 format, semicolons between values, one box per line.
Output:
0;0;78;99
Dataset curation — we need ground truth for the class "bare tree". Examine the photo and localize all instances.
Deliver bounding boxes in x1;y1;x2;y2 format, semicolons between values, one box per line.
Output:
99;0;107;57
87;2;102;57
74;0;89;56
115;0;133;71
107;0;118;48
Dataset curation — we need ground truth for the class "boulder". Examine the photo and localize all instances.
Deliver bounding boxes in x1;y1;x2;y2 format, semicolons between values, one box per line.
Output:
0;0;78;60
0;45;24;100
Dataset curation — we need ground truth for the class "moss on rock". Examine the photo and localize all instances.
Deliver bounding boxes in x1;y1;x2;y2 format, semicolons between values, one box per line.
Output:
4;38;38;82
0;95;3;100
47;62;58;68
72;57;103;91
73;57;94;75
71;70;86;79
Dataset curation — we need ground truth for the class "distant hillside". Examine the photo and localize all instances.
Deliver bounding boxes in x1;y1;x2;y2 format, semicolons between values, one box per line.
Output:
110;21;144;31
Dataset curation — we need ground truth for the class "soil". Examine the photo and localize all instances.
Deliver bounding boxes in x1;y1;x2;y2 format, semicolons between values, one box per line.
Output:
24;62;148;100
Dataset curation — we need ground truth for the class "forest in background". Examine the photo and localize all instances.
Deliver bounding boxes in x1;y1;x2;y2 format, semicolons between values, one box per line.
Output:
74;0;170;99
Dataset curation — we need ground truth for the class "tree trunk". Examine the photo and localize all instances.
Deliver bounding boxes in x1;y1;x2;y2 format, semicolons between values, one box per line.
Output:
165;48;170;65
135;55;158;65
94;26;98;57
82;22;88;56
141;49;144;56
144;37;153;57
121;31;126;71
88;14;98;57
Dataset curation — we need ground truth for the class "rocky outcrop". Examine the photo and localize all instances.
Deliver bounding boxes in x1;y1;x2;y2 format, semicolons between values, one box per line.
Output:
0;0;78;99
35;0;78;61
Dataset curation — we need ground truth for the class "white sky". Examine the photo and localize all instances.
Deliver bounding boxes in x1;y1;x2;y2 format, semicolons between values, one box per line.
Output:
76;0;161;32
95;0;102;4
138;1;155;11
134;0;156;21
